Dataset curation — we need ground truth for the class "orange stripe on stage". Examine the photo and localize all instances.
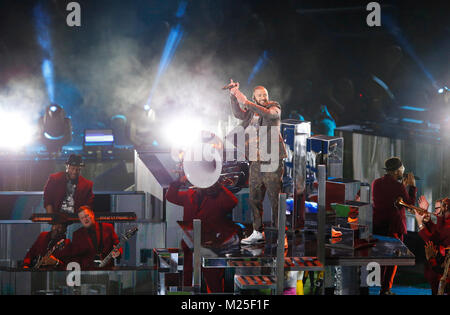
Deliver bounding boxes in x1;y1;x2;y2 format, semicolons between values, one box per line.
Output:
304;258;314;267
285;258;295;267
262;276;272;285
237;276;246;286
253;276;264;285
245;276;255;285
293;257;304;266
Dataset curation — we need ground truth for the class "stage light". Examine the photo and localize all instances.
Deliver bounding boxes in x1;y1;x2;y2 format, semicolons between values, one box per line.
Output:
146;108;156;121
38;104;72;154
163;117;203;149
0;111;35;150
438;86;448;94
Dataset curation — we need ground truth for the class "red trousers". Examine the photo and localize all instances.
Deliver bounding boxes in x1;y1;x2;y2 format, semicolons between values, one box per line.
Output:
182;241;225;293
380;233;403;294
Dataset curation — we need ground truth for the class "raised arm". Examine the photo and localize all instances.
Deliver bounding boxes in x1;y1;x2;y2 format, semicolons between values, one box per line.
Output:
243;100;281;120
166;177;189;206
230;93;252;121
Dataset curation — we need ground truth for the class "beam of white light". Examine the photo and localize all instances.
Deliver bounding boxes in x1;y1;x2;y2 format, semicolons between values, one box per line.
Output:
163;117;203;150
0;111;36;150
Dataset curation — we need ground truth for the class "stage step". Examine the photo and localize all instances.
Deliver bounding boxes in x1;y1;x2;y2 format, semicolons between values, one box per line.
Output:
234;275;276;290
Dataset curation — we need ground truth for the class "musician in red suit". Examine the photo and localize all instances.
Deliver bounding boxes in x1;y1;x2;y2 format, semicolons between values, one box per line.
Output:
65;206;122;270
23;223;70;269
43;154;94;214
166;175;239;293
415;196;450;294
371;157;417;295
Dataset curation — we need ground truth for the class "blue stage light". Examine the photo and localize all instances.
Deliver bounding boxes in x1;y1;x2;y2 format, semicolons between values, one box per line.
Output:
33;4;55;103
175;0;188;18
44;132;65;140
146;23;185;107
39;104;72;153
400;106;426;112
42;59;55;103
383;14;438;89
247;51;270;85
402;118;423;124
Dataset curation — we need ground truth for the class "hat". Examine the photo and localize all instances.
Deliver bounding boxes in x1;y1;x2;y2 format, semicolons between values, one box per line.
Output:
383;157;402;171
65;154;85;167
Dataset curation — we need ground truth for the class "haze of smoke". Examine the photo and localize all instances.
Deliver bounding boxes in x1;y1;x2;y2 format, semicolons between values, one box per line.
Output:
51;5;292;133
0;76;47;121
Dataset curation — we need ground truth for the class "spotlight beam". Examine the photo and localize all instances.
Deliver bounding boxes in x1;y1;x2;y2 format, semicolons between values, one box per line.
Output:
247;51;270;86
33;3;55;103
145;1;188;109
383;14;438;90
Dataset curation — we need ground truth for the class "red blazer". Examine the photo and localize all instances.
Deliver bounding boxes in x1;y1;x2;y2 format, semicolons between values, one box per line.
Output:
372;174;417;235
43;172;94;213
418;215;450;294
166;182;238;244
419;215;450;247
23;231;71;268
65;222;122;270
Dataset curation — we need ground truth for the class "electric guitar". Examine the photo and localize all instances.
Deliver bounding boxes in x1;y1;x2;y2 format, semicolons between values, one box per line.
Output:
93;226;138;268
437;250;450;295
34;238;66;270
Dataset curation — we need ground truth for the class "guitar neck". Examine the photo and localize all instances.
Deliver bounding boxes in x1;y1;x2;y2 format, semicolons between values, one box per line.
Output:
100;239;125;267
35;243;59;269
98;227;137;268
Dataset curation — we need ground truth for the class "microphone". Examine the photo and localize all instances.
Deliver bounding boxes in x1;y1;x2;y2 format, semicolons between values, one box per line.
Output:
222;82;238;90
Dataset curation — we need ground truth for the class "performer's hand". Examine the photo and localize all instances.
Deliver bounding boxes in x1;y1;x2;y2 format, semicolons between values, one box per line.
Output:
424;241;437;260
229;79;239;95
418;195;429;211
178;175;188;184
111;245;121;259
414;211;425;225
403;172;416;187
42;255;59;266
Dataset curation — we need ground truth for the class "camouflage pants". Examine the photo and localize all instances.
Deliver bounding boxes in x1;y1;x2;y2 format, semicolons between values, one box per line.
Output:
249;160;284;232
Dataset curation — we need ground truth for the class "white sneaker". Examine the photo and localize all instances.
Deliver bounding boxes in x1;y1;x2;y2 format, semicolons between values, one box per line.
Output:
240;230;264;245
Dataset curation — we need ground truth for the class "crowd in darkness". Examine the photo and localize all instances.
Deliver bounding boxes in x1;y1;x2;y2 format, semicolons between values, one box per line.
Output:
0;0;448;139
190;0;449;135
